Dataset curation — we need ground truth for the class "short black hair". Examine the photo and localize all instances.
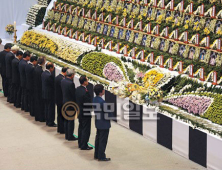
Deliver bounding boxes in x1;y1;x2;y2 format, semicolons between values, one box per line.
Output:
30;56;38;62
4;43;12;49
79;75;87;85
23;51;31;58
46;62;54;70
37;56;46;65
16;51;23;56
0;38;2;44
62;67;68;73
94;84;104;96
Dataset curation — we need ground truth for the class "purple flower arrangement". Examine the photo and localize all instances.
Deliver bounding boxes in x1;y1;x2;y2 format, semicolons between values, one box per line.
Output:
167;96;212;115
103;63;124;82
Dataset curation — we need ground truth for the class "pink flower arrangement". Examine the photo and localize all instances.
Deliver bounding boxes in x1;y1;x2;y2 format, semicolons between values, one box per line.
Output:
167;96;212;115
136;72;145;79
103;63;124;82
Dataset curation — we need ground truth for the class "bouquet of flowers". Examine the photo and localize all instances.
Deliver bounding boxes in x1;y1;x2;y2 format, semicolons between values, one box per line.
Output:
5;24;14;35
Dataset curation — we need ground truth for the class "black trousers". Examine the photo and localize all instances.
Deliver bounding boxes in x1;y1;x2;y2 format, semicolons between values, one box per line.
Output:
27;90;35;116
21;87;29;111
12;83;21;107
1;75;8;97
44;99;55;126
34;93;45;122
57;104;65;133
64;119;75;140
7;78;13;103
78;118;91;149
94;129;110;159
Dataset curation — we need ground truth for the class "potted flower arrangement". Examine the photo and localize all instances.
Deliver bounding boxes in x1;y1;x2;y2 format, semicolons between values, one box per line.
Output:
5;24;14;35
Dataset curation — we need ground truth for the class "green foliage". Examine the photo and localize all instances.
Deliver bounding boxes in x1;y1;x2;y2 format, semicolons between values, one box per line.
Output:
81;52;127;78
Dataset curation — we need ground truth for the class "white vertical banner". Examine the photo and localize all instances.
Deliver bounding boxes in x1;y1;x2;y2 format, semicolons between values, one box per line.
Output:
55;67;62;77
132;47;136;59
211;5;216;18
206;36;210;48
117;97;130;129
184;31;188;43
189;2;193;14
217;38;221;51
148;22;151;34
200;4;204;16
74;75;80;87
200;67;205;81
207;134;222;170
179;61;183;73
170;0;174;11
161;0;165;9
180;0;184;12
142;105;157;142
196;34;199;46
172;119;189;159
150;52;154;64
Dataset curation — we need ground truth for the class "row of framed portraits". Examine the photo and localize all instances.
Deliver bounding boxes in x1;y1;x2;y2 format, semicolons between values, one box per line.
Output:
57;13;221;66
59;4;222;33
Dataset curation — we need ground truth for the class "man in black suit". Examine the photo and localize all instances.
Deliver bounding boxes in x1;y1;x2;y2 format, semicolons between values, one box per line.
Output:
19;51;31;112
76;75;93;150
25;56;38;117
12;51;23;108
0;43;12;97
61;69;78;141
5;45;19;103
34;56;46;122
93;84;112;161
55;67;68;134
41;62;56;127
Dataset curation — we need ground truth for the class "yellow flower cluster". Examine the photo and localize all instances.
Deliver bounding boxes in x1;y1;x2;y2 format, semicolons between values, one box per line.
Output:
20;31;57;54
166;16;173;23
204;27;210;35
143;70;164;88
217;29;222;35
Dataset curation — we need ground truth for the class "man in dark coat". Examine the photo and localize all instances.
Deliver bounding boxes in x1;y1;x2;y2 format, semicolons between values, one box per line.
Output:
0;43;12;97
12;51;23;108
25;56;38;117
41;62;56;127
19;51;31;112
34;56;46;122
55;67;68;134
76;75;93;150
61;69;78;141
5;45;19;103
93;84;112;161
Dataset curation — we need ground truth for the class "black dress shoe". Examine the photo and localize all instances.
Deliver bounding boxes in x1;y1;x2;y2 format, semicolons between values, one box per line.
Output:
48;124;57;127
81;146;93;150
67;137;78;141
98;158;111;161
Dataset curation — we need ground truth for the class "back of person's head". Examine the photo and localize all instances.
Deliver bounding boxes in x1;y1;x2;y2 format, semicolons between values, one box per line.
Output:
66;69;75;77
37;56;46;65
30;56;38;62
16;51;23;56
79;75;87;85
23;51;31;58
94;84;104;96
4;43;12;50
46;62;54;70
62;67;68;73
0;38;2;44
